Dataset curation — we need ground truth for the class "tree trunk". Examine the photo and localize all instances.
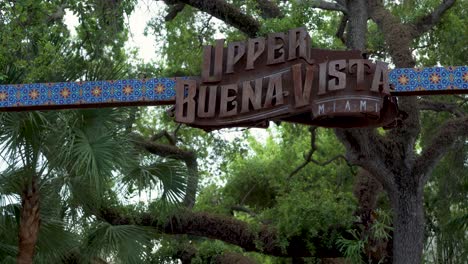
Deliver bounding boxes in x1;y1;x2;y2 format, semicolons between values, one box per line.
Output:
17;178;40;264
343;1;429;263
346;0;368;51
390;183;424;264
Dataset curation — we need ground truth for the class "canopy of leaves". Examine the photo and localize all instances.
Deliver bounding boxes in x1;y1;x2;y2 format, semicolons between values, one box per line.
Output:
0;0;466;263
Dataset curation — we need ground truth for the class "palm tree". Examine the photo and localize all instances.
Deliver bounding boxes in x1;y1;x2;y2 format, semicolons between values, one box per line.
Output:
0;1;202;262
0;105;189;263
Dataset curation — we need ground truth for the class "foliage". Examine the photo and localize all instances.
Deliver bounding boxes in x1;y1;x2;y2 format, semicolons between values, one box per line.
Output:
336;209;393;264
0;0;186;262
0;0;466;263
208;124;357;257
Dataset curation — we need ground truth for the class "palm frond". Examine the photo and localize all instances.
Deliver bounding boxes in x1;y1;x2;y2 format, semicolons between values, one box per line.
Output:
0;255;17;264
82;222;154;264
0;204;19;259
120;158;187;205
445;212;468;230
34;219;79;264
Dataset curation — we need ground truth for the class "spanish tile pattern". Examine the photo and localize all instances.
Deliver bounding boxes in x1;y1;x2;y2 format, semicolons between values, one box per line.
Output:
0;78;177;110
389;66;468;94
0;66;466;111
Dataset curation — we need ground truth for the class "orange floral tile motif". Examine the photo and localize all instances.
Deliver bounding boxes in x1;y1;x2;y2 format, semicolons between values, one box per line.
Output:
429;73;441;84
463;72;468;82
155;83;165;94
29;89;39;100
123;85;133;95
398;75;409;85
60;88;71;98
91;86;102;97
0;92;8;101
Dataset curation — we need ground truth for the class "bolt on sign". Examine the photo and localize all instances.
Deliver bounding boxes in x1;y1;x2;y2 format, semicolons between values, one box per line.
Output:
175;27;399;130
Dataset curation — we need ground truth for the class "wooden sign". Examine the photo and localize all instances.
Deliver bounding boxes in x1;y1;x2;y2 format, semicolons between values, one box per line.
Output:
175;28;399;129
0;28;465;129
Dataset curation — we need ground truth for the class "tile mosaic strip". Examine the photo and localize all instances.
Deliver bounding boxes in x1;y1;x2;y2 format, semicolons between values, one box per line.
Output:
0;78;177;111
389;66;468;95
0;66;466;111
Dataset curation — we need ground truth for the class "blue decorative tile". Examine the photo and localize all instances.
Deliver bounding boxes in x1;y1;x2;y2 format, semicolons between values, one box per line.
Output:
0;66;466;111
390;66;468;94
0;78;177;110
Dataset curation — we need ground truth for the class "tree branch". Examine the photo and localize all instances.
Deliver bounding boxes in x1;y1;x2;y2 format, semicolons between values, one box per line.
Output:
164;2;186;21
240;183;256;205
214;252;257;264
304;0;348;13
289;127;348;178
414;115;468;183
231;205;257;217
368;1;415;67
151;130;177;145
46;4;66;24
410;0;456;38
368;2;421;160
454;95;468;106
165;0;261;37
335;0;346;7
334;128;397;194
174;243;197;264
98;207;345;258
133;134;194;160
335;14;348;44
418;99;464;117
256;0;284;18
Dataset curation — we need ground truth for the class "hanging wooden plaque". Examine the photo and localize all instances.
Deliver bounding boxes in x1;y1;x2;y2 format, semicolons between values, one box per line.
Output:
174;27;399;129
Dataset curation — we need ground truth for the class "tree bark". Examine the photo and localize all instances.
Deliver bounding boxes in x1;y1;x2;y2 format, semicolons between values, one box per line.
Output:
214;252;257;264
390;181;425;264
99;207;345;259
166;0;261;37
342;1;426;263
17;177;40;264
346;0;367;51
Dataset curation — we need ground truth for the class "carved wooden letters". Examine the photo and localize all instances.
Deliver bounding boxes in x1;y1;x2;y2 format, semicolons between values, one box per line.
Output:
175;27;398;129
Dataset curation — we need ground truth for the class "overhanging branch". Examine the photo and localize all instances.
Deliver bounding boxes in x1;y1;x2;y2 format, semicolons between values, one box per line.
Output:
368;1;422;158
334;128;396;193
418;99;464;117
98;207;344;258
304;0;348;13
335;14;348;44
368;1;415;67
231;205;257;217
166;0;261;37
289;127;348;178
132;134;195;161
164;2;186;21
414;115;468;183
151;130;177;145
410;0;456;38
256;0;284;18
